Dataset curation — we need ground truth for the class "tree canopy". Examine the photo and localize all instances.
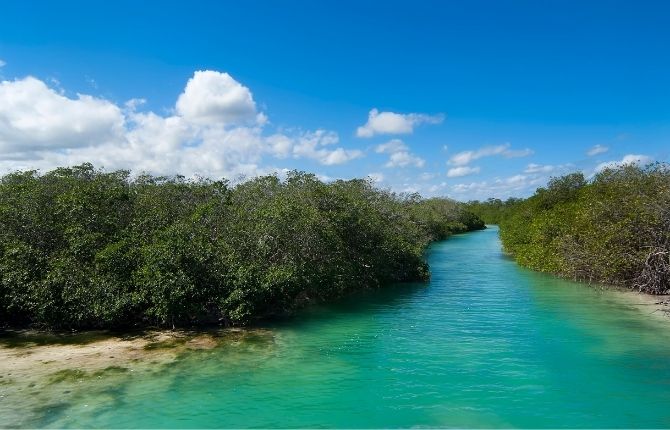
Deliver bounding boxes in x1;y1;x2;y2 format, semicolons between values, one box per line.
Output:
0;164;485;329
468;163;670;294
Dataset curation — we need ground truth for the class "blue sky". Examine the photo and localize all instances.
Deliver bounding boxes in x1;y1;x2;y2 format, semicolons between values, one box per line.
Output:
0;0;668;199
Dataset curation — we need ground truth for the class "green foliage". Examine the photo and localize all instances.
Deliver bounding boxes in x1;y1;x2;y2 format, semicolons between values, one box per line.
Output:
495;163;670;294
0;164;484;329
464;197;523;224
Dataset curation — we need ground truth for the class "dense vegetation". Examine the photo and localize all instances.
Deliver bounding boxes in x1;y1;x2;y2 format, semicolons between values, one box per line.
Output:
0;164;484;329
468;163;670;294
464;197;523;224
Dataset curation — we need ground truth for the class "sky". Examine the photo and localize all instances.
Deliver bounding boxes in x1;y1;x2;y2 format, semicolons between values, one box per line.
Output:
0;0;668;200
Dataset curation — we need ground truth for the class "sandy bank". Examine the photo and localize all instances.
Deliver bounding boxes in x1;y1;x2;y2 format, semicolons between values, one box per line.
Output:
0;328;273;427
600;287;670;321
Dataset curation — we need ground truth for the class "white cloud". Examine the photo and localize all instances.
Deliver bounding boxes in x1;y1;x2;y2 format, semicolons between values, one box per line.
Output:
400;184;420;193
0;59;6;68
356;108;443;138
451;181;488;195
0;76;125;153
428;182;448;193
374;138;425;169
385;151;425;168
265;134;293;158
375;138;408;154
291;129;363;165
621;154;652;164
449;173;538;199
367;172;384;183
321;148;363;165
125;98;146;111
0;71;363;177
265;130;364;166
504;174;528;186
524;163;555;174
176;70;266;126
595;154;652;172
448;143;533;166
587;144;609;156
447;165;480;177
524;163;575;175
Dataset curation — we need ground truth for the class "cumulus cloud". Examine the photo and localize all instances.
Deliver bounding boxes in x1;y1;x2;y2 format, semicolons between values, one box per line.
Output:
176;70;264;126
385;151;425;168
505;174;528;185
587;144;609;156
595;154;652;172
448;143;533;166
271;129;364;165
450;173;544;199
447;166;480;177
375;138;408;154
375;138;425;168
356;108;443;138
0;71;363;177
428;182;448;194
265;133;293;158
451;181;488;194
0;76;125;154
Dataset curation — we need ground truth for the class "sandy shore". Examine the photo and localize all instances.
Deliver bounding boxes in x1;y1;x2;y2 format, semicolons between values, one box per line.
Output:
0;328;272;427
0;328;272;385
605;288;670;321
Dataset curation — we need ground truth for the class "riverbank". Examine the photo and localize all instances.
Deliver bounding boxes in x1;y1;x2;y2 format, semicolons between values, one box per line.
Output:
468;165;670;296
0;328;275;427
608;288;670;320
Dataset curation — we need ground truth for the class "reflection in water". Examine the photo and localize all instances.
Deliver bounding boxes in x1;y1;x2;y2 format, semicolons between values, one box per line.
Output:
2;226;670;428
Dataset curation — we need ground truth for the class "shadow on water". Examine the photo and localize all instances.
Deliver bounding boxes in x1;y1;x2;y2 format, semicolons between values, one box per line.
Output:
266;281;428;331
0;329;116;348
0;275;428;349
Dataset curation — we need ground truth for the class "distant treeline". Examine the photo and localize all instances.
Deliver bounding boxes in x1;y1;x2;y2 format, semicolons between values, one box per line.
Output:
0;164;484;329
466;163;670;294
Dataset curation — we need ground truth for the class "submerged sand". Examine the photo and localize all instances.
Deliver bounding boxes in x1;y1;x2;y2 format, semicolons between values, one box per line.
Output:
0;328;274;427
601;288;670;321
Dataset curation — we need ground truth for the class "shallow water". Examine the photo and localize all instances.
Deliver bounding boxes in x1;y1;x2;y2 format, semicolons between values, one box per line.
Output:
3;226;670;428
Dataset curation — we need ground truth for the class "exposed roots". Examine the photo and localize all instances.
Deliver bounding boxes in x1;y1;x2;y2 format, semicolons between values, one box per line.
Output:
634;247;670;294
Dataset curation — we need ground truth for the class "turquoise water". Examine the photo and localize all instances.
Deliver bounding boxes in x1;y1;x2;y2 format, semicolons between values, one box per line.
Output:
6;226;670;428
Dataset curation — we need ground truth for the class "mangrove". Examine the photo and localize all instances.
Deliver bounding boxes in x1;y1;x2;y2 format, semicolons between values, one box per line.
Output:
0;163;484;329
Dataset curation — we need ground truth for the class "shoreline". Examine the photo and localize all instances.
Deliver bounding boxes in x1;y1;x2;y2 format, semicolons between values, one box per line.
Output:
0;327;277;427
609;288;670;320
